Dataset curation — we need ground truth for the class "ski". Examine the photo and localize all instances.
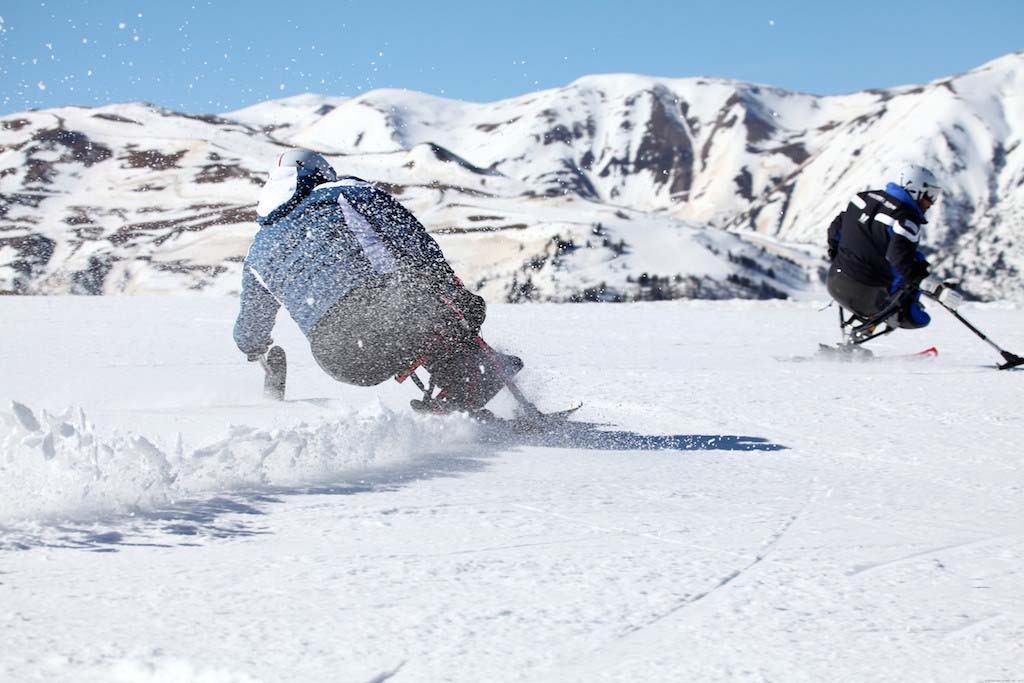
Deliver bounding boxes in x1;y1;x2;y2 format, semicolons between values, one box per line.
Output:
480;403;583;427
778;345;938;364
472;403;584;435
412;402;583;430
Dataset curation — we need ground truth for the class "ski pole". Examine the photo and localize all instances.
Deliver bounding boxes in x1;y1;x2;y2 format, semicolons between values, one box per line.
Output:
927;294;1024;370
475;337;542;417
503;378;543;417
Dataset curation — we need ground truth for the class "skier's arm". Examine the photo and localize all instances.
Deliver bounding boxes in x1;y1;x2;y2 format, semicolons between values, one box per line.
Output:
373;189;459;282
392;197;486;330
372;187;485;331
233;266;280;358
827;213;842;260
885;219;929;286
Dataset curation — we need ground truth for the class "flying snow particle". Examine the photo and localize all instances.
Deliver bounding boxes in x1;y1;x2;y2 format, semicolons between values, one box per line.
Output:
45;43;53;50
118;22;126;29
279;83;285;90
133;35;139;42
87;69;92;76
769;19;775;26
82;37;88;44
37;81;46;90
137;12;143;17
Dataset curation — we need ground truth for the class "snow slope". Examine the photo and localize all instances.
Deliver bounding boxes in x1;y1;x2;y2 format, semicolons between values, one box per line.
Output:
1;297;1022;681
2;52;1022;301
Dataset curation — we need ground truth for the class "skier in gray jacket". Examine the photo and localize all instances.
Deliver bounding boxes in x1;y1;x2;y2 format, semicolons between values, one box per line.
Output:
233;149;519;412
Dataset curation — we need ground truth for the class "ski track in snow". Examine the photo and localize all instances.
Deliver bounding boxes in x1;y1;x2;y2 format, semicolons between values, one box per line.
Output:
1;296;1023;682
536;485;821;680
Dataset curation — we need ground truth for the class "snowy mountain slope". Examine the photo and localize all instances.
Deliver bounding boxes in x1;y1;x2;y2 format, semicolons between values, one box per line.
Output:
0;102;812;302
1;52;1022;300
2;297;1023;681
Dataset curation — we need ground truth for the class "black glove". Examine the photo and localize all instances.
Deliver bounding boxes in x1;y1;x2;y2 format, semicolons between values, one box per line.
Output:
245;342;271;362
906;260;929;286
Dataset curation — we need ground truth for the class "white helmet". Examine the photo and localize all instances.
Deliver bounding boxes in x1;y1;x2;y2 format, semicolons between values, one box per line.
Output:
275;149;336;183
895;164;943;204
257;149;337;218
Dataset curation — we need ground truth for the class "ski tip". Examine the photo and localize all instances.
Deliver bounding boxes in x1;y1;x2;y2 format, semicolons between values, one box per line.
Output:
919;346;939;357
514;403;582;426
545;403;583;419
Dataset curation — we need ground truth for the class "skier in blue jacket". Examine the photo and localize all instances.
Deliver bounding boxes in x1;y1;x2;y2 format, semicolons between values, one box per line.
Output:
233;149;520;412
825;164;944;330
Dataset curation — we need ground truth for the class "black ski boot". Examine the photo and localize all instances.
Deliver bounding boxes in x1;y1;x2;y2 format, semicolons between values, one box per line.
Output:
427;343;523;413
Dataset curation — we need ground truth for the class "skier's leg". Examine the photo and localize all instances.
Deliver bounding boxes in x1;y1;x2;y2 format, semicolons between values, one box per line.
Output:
895;290;931;329
309;279;440;386
425;339;523;411
400;276;523;412
826;264;889;319
311;271;520;410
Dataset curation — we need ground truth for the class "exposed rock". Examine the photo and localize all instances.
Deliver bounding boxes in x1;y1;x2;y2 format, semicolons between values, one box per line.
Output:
92;113;143;125
0;234;56;292
633;89;695;196
423;143;501;176
31;127;113;166
734;169;753;200
195;162;263;185
121;148;188;170
71;255;115;294
2;119;32;131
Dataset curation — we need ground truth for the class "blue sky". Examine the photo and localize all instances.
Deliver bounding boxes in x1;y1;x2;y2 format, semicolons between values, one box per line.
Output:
1;0;1021;116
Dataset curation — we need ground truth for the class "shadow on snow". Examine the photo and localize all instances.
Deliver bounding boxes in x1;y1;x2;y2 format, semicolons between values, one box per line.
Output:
478;420;786;452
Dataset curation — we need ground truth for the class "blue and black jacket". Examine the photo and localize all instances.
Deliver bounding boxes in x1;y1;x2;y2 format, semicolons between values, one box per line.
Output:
827;183;928;290
233;177;458;357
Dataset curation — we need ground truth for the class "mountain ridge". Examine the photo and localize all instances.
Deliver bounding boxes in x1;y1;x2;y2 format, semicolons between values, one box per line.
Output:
1;51;1021;301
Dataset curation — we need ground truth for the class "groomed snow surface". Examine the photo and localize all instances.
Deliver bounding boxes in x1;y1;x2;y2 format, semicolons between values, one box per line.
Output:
1;297;1022;682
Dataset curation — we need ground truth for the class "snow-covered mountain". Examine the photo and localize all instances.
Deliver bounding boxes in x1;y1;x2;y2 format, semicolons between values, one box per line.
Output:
1;52;1022;301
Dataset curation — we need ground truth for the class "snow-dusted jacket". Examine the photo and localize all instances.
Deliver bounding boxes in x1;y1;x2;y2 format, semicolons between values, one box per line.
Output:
233;176;457;357
826;183;929;289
